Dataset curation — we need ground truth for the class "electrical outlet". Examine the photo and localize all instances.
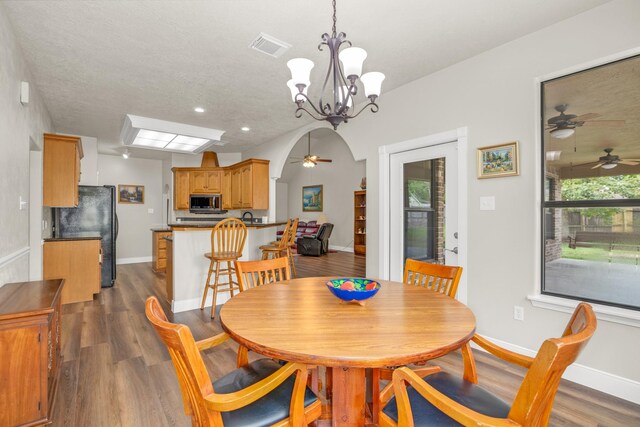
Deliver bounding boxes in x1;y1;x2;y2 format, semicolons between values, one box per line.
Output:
514;305;524;321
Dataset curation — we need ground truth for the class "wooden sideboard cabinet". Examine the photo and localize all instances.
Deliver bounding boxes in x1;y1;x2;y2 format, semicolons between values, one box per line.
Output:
43;239;102;304
152;230;172;272
43;133;83;207
0;279;64;426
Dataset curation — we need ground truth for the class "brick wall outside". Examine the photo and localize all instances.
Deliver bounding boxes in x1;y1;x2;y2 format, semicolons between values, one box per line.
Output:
435;158;445;263
545;171;563;262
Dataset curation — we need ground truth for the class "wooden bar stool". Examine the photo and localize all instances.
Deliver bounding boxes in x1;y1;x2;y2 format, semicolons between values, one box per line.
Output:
260;218;299;278
200;218;247;319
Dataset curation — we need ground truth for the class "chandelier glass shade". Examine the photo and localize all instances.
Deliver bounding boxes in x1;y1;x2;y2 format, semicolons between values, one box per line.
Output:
286;0;385;129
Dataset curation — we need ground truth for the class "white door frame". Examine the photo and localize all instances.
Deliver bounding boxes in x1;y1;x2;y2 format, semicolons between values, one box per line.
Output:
378;127;469;303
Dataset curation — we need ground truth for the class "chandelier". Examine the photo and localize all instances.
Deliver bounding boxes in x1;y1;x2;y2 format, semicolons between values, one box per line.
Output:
286;0;385;130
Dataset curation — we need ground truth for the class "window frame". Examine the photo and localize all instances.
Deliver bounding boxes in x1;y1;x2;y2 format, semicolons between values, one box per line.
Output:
540;61;640;312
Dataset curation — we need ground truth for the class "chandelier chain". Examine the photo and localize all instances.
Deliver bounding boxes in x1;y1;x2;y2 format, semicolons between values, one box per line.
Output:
331;0;337;37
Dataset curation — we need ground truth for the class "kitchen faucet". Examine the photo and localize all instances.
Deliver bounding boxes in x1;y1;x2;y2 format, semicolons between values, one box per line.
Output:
241;211;254;223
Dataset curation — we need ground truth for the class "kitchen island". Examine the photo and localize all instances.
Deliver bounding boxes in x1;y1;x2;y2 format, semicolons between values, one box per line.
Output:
167;221;285;313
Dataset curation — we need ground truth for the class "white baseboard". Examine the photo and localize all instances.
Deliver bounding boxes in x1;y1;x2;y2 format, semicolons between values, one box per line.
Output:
474;335;640;405
171;293;231;313
116;256;152;265
329;245;354;253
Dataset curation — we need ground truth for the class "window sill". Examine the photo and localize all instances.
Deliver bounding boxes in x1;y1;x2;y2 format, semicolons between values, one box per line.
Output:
527;294;640;328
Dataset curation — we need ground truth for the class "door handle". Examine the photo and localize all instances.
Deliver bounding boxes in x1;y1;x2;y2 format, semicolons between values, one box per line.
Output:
445;247;458;254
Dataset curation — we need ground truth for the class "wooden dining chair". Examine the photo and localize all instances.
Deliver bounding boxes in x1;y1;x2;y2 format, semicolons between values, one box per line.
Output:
145;296;322;427
201;218;247;319
370;258;465;422
260;218;299;278
403;258;463;298
236;257;291;291
378;303;597;427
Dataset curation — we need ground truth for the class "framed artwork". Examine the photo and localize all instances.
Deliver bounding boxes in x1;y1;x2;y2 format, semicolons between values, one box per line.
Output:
477;141;519;179
118;185;145;204
302;185;323;212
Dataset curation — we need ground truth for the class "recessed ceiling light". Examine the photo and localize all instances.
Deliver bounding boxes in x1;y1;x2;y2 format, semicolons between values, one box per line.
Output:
241;126;251;132
194;107;205;113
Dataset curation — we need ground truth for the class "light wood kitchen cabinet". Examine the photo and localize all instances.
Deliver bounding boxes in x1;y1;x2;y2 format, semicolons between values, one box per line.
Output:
189;170;221;194
152;230;171;272
231;159;269;210
174;170;190;210
222;169;232;210
231;167;243;209
43;239;102;304
0;279;63;427
172;159;269;211
43;133;84;207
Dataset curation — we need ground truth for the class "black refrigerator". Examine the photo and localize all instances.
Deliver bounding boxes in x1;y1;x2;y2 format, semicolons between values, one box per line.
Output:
53;185;118;288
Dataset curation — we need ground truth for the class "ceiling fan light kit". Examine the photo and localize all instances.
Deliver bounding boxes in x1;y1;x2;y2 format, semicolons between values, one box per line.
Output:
550;127;575;139
286;0;385;129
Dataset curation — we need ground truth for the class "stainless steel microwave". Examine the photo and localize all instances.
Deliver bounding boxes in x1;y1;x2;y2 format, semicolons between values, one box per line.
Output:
189;194;222;213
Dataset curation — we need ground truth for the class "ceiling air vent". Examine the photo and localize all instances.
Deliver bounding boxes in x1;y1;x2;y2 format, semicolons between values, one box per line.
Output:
249;33;291;58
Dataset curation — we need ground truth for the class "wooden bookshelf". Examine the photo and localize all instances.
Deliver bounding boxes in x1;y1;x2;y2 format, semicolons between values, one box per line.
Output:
354;190;366;255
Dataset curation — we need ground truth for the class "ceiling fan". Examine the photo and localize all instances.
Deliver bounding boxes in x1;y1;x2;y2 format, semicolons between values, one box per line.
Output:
546;104;625;139
289;132;333;168
574;148;640;170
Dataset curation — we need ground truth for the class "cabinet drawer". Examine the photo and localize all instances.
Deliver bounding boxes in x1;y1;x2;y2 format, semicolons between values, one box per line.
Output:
156;259;167;269
158;238;167;249
158;248;167;260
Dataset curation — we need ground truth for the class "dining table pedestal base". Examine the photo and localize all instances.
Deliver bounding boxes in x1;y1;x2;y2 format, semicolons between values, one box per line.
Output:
332;367;366;427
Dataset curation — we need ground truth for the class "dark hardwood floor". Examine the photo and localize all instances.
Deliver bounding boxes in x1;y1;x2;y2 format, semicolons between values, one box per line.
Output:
52;252;639;426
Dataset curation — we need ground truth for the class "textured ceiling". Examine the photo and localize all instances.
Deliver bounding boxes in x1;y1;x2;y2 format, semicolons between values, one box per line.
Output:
3;0;611;158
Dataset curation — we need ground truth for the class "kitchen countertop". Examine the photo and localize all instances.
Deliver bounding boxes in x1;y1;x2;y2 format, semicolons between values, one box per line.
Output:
150;227;172;232
44;232;102;241
169;221;286;229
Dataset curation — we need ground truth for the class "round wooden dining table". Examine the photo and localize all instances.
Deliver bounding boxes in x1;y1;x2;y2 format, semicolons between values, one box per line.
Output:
220;277;476;427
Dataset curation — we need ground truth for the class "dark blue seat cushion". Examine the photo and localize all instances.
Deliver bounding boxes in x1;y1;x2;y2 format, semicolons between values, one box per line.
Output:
382;371;510;426
213;358;318;427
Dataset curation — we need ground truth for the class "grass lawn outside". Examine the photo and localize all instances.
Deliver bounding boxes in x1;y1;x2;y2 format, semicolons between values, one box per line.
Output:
561;243;640;265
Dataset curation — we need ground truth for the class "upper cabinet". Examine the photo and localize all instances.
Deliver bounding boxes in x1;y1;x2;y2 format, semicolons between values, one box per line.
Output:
232;160;269;210
172;159;269;211
222;169;232;210
174;170;190;210
43;133;83;207
190;170;221;194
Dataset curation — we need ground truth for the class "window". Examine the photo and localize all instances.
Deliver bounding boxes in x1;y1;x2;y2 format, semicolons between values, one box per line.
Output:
541;54;640;311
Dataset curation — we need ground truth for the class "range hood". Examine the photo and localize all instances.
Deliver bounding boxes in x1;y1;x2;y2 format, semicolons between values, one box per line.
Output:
120;114;226;154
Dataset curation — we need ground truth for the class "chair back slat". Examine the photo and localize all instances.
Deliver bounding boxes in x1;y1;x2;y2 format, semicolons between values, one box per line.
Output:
287;218;299;246
403;258;463;298
211;218;247;255
277;219;294;250
509;303;597;426
237;257;291;291
145;297;221;426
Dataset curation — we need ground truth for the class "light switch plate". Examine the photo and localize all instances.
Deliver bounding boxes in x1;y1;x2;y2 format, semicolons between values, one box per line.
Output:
148;208;154;214
479;196;495;211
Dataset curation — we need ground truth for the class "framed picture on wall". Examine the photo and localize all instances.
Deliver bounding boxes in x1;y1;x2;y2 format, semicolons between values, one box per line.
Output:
118;184;145;204
302;185;323;212
477;141;519;179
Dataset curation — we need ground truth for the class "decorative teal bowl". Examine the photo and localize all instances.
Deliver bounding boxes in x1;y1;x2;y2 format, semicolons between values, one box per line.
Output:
326;278;381;304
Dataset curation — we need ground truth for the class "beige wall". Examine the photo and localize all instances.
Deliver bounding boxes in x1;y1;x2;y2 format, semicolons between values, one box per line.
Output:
0;4;54;285
279;131;365;249
97;154;164;262
243;0;640;387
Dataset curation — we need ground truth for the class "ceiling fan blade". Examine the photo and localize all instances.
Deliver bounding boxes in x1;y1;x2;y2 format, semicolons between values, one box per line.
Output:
591;162;605;169
582;120;625;127
622;158;640;162
619;160;640;166
572;113;600;122
571;161;597;168
315;159;333;163
289;161;302;164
